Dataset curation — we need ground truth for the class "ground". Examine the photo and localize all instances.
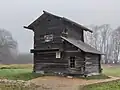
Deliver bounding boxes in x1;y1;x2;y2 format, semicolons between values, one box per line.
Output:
30;76;120;90
0;64;119;90
29;64;120;90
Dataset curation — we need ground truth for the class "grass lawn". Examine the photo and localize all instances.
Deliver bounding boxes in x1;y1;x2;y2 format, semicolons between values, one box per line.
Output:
102;64;120;77
0;82;38;90
0;64;119;81
0;64;43;81
0;64;119;90
0;69;43;80
0;64;33;69
81;80;120;90
79;64;120;90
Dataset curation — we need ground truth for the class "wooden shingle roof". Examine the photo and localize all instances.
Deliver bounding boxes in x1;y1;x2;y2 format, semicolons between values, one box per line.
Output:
24;10;92;32
61;36;103;55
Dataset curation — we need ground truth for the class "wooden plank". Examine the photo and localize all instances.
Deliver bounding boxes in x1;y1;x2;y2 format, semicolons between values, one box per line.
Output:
35;59;68;63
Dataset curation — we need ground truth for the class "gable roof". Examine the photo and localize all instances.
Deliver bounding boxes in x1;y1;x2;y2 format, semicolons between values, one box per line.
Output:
24;10;92;32
61;36;103;55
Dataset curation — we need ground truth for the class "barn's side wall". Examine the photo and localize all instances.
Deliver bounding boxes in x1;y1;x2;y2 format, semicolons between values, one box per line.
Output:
85;53;100;75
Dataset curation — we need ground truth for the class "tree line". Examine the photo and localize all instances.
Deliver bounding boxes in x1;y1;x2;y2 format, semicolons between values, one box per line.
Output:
0;28;32;64
84;24;120;64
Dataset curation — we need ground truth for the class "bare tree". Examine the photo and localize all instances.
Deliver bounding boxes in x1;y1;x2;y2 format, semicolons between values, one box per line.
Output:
111;27;120;64
84;24;113;64
0;29;18;64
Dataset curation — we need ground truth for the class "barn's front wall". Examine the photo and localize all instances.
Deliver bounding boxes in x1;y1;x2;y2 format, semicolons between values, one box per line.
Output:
34;52;69;73
34;14;64;50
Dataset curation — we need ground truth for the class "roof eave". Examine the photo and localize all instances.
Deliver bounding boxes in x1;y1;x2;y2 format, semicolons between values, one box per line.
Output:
61;36;103;55
23;26;33;30
63;17;93;33
86;51;105;55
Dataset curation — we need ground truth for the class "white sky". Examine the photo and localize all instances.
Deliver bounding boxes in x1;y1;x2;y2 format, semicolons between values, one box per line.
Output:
0;0;120;53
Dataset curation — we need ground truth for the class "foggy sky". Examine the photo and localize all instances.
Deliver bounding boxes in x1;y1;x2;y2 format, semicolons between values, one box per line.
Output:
0;0;120;53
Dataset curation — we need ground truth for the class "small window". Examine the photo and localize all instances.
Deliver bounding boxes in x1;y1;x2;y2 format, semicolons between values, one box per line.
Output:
56;51;61;58
44;34;53;42
69;57;75;68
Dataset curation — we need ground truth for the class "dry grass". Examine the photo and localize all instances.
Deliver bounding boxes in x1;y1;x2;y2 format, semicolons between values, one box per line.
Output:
102;64;120;77
0;64;33;69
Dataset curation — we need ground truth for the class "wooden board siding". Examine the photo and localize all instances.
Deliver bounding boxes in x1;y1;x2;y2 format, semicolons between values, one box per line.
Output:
85;53;100;74
34;15;63;36
65;26;84;41
64;22;84;41
64;52;85;74
34;35;63;49
33;14;64;50
34;51;85;74
34;52;69;73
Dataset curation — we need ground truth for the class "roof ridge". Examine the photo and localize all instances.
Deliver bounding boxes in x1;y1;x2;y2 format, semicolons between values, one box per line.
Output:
24;10;93;32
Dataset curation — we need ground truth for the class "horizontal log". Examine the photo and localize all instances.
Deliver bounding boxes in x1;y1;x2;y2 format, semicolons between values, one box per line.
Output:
35;63;68;65
35;60;68;63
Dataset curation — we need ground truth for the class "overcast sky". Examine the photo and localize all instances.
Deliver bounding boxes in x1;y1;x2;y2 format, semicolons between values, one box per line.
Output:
0;0;120;53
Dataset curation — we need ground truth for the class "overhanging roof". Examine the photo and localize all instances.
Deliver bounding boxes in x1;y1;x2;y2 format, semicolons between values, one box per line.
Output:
61;36;103;55
24;10;92;32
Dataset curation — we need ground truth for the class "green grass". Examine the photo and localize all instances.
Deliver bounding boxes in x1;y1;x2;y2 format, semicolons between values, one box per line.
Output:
0;64;117;81
0;64;33;69
0;64;119;90
0;69;43;80
102;65;120;77
79;65;120;90
0;83;39;90
0;64;43;90
0;64;44;81
81;80;120;90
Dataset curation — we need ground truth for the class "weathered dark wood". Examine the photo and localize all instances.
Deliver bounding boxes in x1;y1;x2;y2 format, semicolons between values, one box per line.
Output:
24;11;102;75
99;55;102;73
85;53;100;74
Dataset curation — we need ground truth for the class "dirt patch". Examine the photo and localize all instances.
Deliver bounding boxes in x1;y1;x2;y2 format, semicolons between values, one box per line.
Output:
30;76;120;90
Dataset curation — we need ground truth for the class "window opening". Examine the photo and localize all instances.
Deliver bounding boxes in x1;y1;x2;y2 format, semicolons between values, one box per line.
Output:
44;34;53;42
69;57;75;68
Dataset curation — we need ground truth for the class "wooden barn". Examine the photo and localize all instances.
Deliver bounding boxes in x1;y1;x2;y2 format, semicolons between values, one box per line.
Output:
24;11;103;76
